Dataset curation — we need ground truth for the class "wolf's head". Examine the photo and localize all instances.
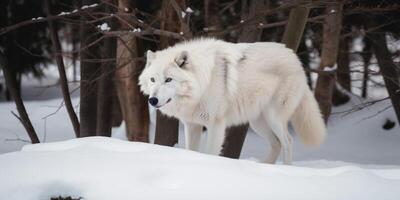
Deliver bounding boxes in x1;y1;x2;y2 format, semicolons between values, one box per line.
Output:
139;49;203;110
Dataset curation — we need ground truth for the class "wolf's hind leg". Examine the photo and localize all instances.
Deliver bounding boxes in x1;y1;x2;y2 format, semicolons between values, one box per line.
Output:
249;116;281;164
183;122;203;151
205;120;226;155
263;110;293;165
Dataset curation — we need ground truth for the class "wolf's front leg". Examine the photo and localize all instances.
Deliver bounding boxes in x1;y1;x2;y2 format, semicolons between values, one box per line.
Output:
205;120;226;155
183;122;203;151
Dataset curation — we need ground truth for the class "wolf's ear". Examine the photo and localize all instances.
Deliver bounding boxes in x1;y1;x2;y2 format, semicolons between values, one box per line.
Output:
175;51;188;68
146;50;156;63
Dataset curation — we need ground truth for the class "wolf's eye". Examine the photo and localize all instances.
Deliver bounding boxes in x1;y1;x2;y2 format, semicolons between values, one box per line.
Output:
150;77;155;82
165;78;172;83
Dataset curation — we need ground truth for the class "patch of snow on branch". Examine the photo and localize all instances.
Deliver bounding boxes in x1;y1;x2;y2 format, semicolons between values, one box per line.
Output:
323;64;338;72
58;11;70;16
31;17;44;21
185;7;194;13
130;28;141;33
97;23;111;31
81;3;98;9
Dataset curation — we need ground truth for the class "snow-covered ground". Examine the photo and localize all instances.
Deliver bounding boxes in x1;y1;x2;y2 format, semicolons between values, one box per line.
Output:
1;137;400;200
1;71;400;199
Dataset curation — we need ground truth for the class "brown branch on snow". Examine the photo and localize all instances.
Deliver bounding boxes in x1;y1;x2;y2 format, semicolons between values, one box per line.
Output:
0;52;40;144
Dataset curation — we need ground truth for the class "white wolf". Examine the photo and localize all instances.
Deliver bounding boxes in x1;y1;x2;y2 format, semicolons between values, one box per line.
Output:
139;38;326;164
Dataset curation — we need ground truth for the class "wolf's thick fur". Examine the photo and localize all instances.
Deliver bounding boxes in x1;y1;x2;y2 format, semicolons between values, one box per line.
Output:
139;38;326;164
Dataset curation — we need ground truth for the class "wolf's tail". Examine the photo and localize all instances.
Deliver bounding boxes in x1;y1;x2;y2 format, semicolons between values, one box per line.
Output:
291;89;326;146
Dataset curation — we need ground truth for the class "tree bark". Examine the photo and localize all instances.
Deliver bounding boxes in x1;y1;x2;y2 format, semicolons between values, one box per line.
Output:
112;86;123;126
336;32;351;91
281;5;310;51
314;2;343;123
0;51;40;143
80;0;101;137
370;32;400;124
115;0;149;142
44;0;80;138
96;1;117;137
361;37;372;98
204;0;221;36
332;27;350;106
154;0;186;146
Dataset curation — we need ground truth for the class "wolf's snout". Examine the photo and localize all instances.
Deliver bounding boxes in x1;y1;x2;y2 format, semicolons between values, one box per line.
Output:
148;97;158;106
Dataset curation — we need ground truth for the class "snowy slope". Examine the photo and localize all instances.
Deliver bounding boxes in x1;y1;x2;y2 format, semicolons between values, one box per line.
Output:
1;137;400;200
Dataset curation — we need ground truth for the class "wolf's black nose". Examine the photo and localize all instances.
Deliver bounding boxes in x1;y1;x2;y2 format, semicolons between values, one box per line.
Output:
148;97;158;106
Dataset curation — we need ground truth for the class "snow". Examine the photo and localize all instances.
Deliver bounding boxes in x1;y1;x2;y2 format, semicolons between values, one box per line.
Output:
130;28;141;32
185;7;194;13
181;11;186;18
97;23;110;31
31;17;44;21
1;137;400;200
323;64;337;72
58;11;70;16
81;4;98;9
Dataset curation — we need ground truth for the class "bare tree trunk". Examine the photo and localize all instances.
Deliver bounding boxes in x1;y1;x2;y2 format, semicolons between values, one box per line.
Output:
361;37;372;98
221;0;268;158
80;0;101;137
96;1;116;137
44;0;80;137
0;51;40;143
115;0;149;142
112;86;123;126
204;0;221;36
370;32;400;124
298;38;313;88
154;0;186;146
314;2;343;122
281;5;310;51
332;28;350;106
71;0;80;82
336;32;351;91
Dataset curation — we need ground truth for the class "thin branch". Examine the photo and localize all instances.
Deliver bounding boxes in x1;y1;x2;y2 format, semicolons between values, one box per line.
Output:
44;0;80;137
0;51;40;144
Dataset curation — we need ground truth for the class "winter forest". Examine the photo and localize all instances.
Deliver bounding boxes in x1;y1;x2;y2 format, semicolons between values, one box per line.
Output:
1;0;400;199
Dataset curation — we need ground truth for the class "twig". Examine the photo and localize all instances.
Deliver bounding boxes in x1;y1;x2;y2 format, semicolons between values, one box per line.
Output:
4;132;31;143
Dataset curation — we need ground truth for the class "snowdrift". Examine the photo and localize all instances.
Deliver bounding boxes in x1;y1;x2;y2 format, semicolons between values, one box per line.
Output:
1;137;400;200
